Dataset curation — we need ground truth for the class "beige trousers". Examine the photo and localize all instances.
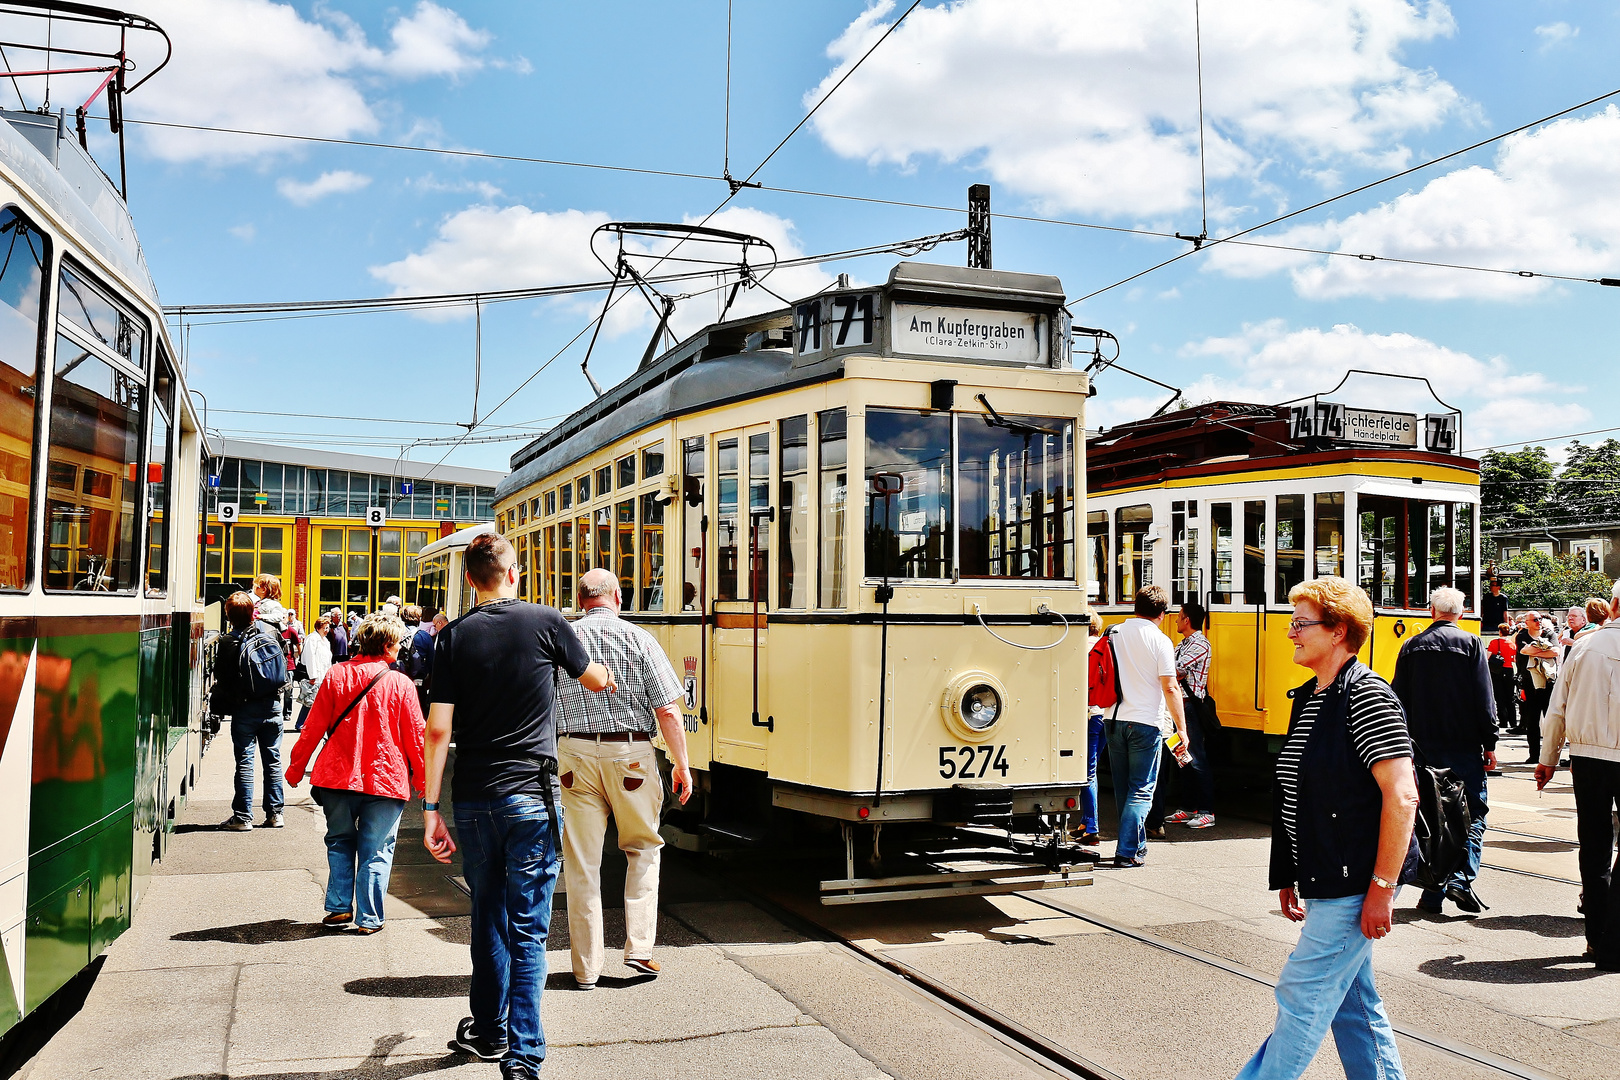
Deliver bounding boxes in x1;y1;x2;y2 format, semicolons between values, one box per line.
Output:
558;735;664;981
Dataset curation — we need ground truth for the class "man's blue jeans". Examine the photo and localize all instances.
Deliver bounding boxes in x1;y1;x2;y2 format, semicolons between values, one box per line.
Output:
455;794;563;1071
313;788;405;929
1237;894;1405;1080
1418;746;1487;908
1105;719;1162;861
229;715;284;822
1077;711;1106;835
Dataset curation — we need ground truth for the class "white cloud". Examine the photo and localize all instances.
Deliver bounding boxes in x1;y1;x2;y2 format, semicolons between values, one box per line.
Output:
1534;22;1578;51
276;170;372;205
228;223;256;242
406;174;504;200
0;1;494;163
807;0;1464;217
1163;320;1589;448
370;204;839;335
1206;105;1620;300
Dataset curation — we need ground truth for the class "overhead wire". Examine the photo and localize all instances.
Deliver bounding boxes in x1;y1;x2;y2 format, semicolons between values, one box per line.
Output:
1070;83;1620;304
1467;425;1620;453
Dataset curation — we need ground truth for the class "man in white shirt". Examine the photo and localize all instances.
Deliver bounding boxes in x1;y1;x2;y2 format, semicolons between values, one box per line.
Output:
1105;585;1188;868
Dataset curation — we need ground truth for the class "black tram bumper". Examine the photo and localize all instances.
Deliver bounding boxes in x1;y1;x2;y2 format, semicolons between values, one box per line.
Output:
771;781;1085;824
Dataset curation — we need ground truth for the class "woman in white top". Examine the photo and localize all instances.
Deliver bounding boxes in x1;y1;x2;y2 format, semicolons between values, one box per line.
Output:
294;617;334;732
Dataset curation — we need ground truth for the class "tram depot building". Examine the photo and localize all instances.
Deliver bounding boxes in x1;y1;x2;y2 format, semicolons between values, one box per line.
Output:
203;439;501;627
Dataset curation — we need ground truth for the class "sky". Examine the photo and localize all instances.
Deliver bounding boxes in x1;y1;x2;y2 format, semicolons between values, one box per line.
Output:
5;0;1618;476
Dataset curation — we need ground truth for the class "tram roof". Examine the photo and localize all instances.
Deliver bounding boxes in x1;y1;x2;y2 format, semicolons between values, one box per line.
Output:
1086;400;1478;493
498;261;1068;502
0;109;157;309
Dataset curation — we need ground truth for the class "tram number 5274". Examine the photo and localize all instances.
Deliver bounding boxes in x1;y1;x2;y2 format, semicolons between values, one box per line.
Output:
938;745;1010;780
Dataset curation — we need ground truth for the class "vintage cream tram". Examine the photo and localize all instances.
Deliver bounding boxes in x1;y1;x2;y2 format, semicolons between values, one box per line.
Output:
1085;397;1481;751
0;5;212;1034
488;262;1092;896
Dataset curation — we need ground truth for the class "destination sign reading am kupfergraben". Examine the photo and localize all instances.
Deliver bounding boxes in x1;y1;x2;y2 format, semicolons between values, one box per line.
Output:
891;302;1042;364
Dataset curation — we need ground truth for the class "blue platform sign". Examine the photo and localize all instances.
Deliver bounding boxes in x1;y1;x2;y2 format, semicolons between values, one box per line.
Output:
207;474;221;489
400;481;414;495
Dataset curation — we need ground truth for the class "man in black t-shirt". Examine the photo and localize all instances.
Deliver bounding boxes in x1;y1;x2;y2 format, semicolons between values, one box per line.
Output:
422;531;614;1080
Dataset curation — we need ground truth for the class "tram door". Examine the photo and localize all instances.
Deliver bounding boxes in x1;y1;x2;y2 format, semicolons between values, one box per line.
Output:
710;427;771;772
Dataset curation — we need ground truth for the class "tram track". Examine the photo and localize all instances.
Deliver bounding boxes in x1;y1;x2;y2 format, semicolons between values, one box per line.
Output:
697;848;1562;1080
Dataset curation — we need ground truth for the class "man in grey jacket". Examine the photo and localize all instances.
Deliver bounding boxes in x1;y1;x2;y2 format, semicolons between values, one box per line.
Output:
1537;582;1620;971
1391;586;1497;914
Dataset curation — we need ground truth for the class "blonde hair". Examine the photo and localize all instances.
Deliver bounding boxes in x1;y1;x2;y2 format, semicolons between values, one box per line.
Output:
253;573;282;600
353;613;407;657
1287;576;1374;653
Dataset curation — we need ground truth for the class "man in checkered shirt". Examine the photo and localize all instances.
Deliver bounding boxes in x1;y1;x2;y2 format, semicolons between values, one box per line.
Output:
554;568;692;988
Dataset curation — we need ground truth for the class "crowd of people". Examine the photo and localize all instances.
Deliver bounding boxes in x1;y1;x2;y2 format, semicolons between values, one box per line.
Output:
201;545;1620;1080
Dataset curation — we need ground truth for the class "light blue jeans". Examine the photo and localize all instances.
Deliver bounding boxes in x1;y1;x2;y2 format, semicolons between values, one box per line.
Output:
1105;719;1162;861
313;788;406;929
1237;894;1406;1080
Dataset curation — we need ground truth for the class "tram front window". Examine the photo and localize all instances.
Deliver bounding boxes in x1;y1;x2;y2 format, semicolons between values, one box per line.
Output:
1275;494;1305;603
716;438;738;600
958;414;1074;579
0;208;47;592
1357;496;1471;610
1116;504;1151;598
818;410;847;608
1315;492;1345;577
682;436;704;610
1087;510;1108;605
865;409;951;580
1171;501;1199;606
1210;503;1234;604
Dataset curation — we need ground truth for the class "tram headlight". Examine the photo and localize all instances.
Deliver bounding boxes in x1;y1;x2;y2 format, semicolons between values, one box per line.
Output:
960;684;1001;730
941;671;1009;741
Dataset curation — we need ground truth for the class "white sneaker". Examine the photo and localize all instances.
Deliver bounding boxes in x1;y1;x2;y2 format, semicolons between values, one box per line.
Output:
1187;813;1216;829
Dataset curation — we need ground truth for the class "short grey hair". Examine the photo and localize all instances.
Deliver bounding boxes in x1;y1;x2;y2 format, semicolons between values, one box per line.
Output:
578;567;619;600
1431;586;1465;616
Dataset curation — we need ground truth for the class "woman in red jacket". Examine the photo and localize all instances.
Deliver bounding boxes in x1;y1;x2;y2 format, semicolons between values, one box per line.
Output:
288;613;426;934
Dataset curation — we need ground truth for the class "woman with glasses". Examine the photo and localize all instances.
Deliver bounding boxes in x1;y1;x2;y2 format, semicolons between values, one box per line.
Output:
1238;577;1419;1080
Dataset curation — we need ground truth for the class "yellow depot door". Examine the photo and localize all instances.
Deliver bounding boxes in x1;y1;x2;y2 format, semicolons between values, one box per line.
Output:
711;426;772;772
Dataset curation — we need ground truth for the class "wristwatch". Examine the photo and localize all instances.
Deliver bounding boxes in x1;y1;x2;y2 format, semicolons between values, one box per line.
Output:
1371;874;1396;890
422;800;440;813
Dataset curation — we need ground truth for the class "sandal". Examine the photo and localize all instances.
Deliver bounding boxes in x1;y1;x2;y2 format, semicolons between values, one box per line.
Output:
322;912;353;928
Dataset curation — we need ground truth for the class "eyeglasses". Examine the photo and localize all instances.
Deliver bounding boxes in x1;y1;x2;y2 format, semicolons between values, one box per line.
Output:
1287;618;1328;635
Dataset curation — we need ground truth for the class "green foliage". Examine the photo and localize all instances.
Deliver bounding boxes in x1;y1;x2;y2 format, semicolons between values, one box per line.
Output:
1498;548;1612;612
1552;439;1620;526
1480;446;1553;531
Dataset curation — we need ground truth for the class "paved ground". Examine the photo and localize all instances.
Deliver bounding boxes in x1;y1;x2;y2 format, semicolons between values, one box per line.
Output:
12;728;1620;1079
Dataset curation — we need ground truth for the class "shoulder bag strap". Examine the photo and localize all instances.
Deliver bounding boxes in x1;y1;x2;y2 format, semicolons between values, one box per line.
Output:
314;669;390;766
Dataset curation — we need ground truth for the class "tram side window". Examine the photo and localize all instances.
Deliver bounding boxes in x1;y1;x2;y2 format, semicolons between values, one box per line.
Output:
1454;502;1475;608
1359;500;1398;608
640;490;664;611
542;526;556;607
558;519;574;610
1171;501;1199;606
1209;503;1234;604
516;534;530;602
1275;494;1306;603
749;432;770;601
1086;510;1108;605
865;409;951;580
45;288;147;594
818;410;847;608
560;482;572;512
682;436;704;611
1243;500;1266;604
716;438;738;600
0;208;48;591
1407;501;1429;609
779;415;809;607
1314;493;1344;578
1115;505;1152;599
595;506;612;573
1427;502;1449;604
642;442;664;478
595;465;612;498
576;516;591;591
616;498;635;611
958;414;1074;579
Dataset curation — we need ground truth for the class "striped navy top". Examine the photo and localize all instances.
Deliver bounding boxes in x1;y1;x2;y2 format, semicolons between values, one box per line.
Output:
1276;677;1411;875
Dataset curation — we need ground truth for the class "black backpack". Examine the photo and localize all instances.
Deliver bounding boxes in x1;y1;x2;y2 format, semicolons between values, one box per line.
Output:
1410;763;1471;891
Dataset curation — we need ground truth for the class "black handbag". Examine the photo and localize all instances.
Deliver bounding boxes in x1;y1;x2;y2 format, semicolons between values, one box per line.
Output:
1410;761;1471;891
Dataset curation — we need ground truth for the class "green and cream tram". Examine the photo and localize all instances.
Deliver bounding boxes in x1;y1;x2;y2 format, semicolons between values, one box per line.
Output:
0;10;210;1031
489;263;1091;857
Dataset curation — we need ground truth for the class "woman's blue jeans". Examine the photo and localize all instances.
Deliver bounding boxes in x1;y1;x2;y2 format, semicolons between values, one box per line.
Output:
1237;894;1406;1080
455;793;563;1071
1105;719;1162;860
1078;711;1106;834
229;716;284;822
313;788;405;929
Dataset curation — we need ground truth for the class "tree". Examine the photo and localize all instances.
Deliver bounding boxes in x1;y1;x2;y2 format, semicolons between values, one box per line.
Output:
1480;446;1553;531
1551;438;1620;526
1499;548;1612;612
